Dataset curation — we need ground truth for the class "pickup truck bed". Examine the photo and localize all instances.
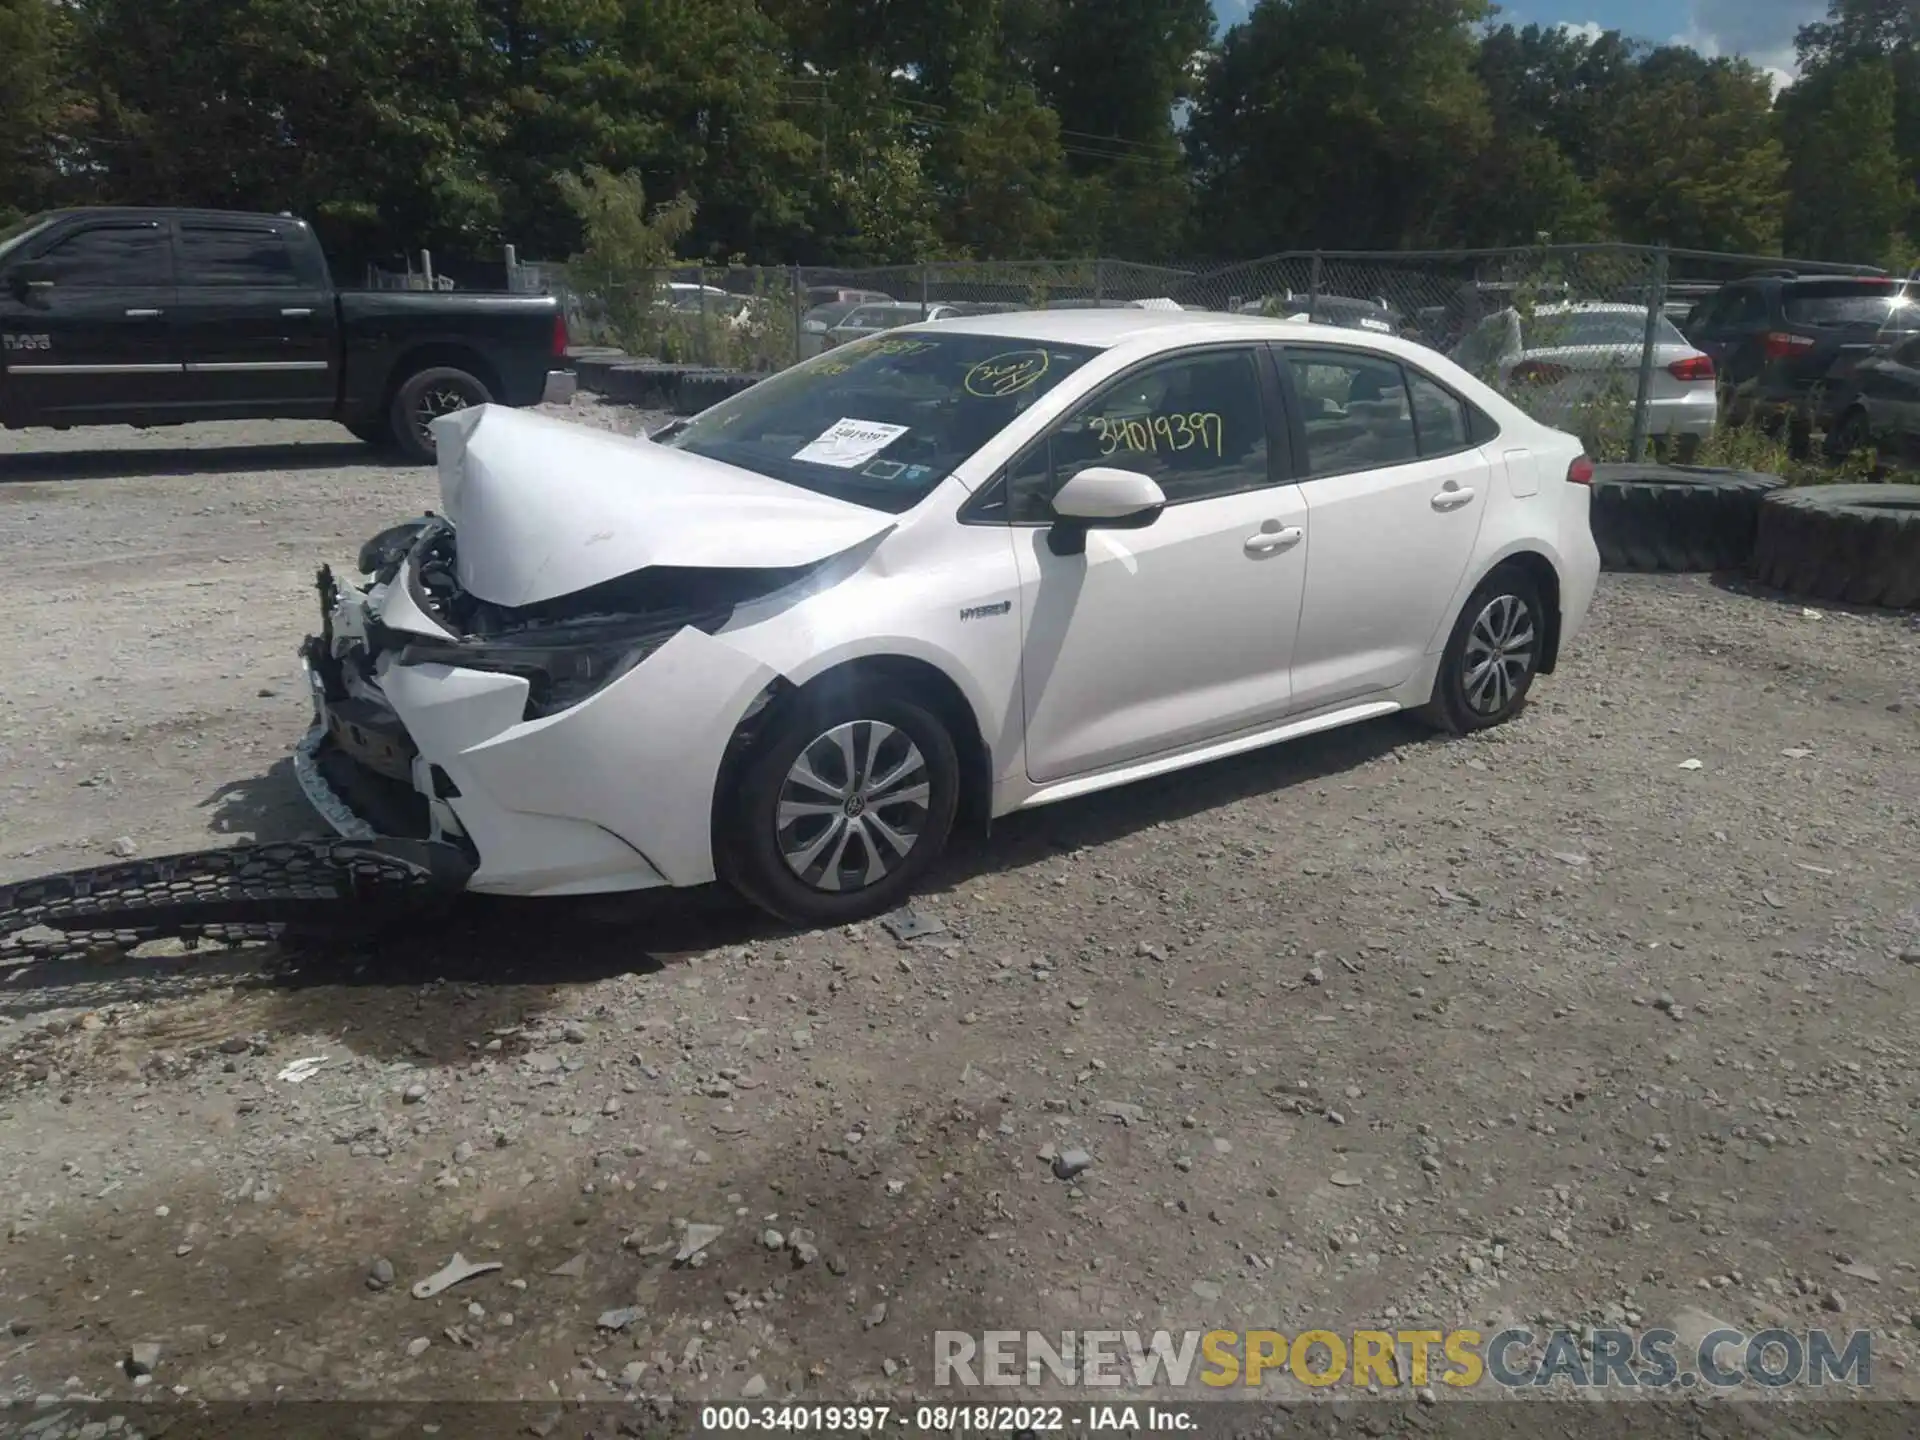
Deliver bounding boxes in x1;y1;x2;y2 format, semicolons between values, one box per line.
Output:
0;206;569;461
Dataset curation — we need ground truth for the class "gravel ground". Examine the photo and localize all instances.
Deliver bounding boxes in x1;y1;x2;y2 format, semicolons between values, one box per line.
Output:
3;402;1920;1418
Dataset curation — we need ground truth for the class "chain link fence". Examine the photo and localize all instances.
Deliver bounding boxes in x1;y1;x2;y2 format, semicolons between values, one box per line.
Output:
515;245;1888;460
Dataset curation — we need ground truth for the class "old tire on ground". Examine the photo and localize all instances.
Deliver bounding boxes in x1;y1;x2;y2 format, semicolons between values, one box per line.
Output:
671;369;759;415
389;366;492;464
1417;565;1547;736
717;687;960;927
1588;463;1784;573
1748;483;1920;608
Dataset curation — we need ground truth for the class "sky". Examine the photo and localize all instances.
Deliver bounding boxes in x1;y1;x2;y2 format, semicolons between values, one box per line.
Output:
1210;0;1827;88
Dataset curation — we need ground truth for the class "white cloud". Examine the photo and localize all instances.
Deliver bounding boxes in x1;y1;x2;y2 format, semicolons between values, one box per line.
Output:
1555;20;1606;43
1675;0;1823;85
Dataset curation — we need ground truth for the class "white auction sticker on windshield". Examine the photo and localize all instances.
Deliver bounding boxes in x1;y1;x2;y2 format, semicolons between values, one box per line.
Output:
793;418;910;469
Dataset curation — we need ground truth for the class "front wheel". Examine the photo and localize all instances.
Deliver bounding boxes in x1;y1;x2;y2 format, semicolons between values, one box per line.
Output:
1418;569;1546;735
718;691;960;926
390;366;491;464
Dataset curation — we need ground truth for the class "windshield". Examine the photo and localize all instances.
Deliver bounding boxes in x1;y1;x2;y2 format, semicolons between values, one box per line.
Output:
658;330;1099;512
1783;283;1918;327
0;211;56;264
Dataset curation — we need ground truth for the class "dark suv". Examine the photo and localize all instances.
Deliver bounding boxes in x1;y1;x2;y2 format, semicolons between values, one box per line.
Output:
1683;273;1919;446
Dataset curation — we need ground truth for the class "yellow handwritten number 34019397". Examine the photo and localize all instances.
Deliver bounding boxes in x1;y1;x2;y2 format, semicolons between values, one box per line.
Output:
1093;412;1223;457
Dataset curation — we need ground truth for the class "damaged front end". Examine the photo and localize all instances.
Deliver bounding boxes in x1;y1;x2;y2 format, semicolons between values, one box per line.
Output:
296;403;889;897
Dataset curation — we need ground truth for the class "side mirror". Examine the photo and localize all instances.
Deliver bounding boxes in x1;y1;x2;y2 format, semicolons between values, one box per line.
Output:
1047;466;1166;556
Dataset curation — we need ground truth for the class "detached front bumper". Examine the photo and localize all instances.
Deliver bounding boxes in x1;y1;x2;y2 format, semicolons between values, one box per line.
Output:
295;562;777;898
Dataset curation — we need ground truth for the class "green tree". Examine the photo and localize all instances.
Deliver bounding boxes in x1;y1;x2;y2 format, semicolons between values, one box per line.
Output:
1031;0;1214;258
67;0;499;264
1782;59;1912;266
0;0;75;220
1186;0;1494;255
1596;54;1787;253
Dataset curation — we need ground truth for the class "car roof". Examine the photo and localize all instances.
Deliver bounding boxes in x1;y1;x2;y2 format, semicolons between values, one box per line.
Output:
34;205;312;229
911;308;1340;349
1532;302;1646;316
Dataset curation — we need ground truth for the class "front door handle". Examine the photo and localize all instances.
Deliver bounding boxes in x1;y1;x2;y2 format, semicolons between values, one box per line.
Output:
125;308;163;318
281;307;313;318
1244;526;1303;556
1431;486;1475;511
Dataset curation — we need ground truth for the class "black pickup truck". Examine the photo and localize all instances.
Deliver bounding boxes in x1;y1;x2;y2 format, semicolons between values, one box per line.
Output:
0;206;570;461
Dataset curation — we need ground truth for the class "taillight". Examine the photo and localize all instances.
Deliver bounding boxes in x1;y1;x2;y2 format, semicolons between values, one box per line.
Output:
1511;360;1570;385
1667;353;1714;382
1762;331;1815;360
551;311;569;358
1567;455;1594;486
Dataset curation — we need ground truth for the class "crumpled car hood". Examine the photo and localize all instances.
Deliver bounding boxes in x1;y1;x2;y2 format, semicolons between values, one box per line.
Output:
432;405;897;608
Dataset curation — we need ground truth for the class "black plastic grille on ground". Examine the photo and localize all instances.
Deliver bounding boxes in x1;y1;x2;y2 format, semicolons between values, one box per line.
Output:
0;840;470;965
1749;483;1920;608
1588;464;1784;573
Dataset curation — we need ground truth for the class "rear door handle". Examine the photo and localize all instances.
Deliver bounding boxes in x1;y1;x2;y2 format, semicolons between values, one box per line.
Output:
1244;526;1303;556
125;308;163;318
281;307;313;318
1431;487;1475;511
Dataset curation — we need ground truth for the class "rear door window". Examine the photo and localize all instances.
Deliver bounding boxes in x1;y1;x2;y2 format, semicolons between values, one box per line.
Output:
176;225;301;287
1286;349;1419;477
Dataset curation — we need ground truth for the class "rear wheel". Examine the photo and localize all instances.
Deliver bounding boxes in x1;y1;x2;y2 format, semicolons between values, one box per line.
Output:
718;689;960;927
1418;569;1546;735
390;366;491;464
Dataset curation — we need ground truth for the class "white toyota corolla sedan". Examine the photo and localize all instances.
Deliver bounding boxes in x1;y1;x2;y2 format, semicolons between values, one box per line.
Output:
297;310;1600;924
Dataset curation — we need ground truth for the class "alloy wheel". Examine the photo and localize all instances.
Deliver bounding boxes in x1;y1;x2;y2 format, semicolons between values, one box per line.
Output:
1462;592;1536;716
776;721;932;892
413;382;480;451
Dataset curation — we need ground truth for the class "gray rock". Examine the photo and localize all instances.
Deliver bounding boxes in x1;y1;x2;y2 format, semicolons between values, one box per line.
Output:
562;1023;589;1043
366;1257;395;1291
1304;965;1326;986
217;1037;250;1056
621;1361;646;1387
761;1229;785;1251
548;1253;589;1278
402;1084;427;1105
405;1337;431;1358
676;1224;724;1263
863;1302;888;1330
1052;1148;1093;1180
791;1242;820;1267
124;1342;160;1377
109;837;138;858
741;1374;769;1400
597;1306;643;1331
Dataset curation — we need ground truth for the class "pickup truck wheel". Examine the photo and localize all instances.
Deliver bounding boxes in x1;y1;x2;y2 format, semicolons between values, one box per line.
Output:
391;366;491;464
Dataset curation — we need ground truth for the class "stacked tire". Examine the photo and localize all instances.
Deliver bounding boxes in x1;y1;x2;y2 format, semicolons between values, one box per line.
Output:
604;362;700;410
1749;484;1920;608
674;369;760;415
1588;464;1783;572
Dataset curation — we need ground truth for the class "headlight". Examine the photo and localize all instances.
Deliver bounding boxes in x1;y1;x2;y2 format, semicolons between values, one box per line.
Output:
395;623;690;720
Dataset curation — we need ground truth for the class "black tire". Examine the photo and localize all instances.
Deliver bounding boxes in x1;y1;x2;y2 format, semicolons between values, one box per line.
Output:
1418;567;1547;735
1748;483;1920;609
1588;463;1784;573
717;688;960;927
675;368;755;415
389;365;492;464
344;418;394;448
